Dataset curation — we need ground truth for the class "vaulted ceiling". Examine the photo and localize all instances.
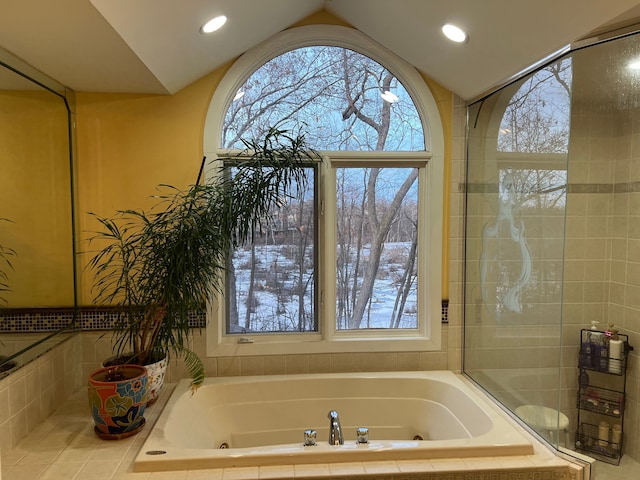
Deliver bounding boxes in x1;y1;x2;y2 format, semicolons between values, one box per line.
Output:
1;0;640;100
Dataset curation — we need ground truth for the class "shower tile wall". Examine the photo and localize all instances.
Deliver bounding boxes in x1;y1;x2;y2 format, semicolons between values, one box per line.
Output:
562;103;615;440
609;107;640;459
563;81;640;461
447;94;468;373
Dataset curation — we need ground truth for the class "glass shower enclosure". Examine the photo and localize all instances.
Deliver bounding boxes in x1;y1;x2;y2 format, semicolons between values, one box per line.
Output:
464;29;640;463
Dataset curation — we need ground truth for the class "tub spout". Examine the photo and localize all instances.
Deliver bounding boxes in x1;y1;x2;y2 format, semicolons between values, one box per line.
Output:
328;410;344;445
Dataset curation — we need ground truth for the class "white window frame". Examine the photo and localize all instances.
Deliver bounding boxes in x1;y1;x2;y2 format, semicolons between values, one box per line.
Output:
204;25;444;357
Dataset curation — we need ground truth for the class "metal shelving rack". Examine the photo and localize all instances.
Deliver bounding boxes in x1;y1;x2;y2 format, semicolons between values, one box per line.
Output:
575;328;632;465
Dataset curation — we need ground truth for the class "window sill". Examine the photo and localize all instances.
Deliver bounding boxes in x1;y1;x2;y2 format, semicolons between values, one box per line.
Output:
206;334;441;357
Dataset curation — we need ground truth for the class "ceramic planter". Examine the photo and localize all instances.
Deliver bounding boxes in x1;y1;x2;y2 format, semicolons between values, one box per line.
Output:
145;354;168;406
88;364;148;440
102;352;168;406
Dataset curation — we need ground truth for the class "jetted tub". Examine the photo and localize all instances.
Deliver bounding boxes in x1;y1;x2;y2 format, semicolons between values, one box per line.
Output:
134;371;534;472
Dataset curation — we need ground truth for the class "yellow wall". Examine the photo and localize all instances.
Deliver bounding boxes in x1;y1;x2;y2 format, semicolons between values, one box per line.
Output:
75;66;228;304
75;11;453;305
422;76;453;299
0;91;74;307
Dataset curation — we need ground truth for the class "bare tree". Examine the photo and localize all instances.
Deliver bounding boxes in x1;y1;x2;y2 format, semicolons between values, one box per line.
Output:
347;168;418;328
390;220;418;328
336;168;368;327
223;45;423;331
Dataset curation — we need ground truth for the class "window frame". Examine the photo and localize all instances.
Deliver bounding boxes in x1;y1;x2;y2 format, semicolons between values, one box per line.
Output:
324;153;433;339
204;25;444;357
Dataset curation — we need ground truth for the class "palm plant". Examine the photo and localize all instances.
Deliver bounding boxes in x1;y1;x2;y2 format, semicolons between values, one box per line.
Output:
0;218;15;306
87;127;318;390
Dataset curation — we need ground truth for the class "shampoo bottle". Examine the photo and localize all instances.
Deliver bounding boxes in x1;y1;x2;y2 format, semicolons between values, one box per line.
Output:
608;327;623;374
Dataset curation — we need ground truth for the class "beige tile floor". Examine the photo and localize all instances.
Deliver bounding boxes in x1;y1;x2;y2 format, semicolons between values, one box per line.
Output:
595;455;640;480
0;383;602;480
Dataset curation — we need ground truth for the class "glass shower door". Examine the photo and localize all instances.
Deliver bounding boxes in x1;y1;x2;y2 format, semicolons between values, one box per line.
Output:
464;56;571;448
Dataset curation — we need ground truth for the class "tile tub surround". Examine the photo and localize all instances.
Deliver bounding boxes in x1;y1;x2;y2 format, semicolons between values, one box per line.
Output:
80;330;452;387
1;384;587;480
0;332;82;453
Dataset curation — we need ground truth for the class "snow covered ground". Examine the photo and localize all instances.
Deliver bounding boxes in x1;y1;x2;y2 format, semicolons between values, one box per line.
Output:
230;241;417;332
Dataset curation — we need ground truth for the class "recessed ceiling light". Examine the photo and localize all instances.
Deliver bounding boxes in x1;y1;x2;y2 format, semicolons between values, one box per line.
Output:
442;24;468;43
201;15;227;34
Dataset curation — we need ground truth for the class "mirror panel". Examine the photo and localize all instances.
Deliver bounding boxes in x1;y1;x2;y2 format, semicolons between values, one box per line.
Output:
0;49;76;371
0;69;74;307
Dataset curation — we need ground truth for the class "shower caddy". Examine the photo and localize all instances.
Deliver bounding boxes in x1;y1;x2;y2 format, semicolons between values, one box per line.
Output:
575;327;632;465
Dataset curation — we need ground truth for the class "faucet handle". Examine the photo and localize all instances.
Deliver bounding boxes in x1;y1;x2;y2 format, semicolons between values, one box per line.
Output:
356;427;369;444
303;429;317;446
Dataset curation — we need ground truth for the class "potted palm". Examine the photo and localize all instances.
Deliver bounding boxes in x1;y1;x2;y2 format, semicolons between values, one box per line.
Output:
0;218;15;306
86;127;318;436
0;221;17;377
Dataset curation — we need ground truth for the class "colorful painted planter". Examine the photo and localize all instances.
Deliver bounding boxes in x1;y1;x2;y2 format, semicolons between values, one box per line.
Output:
102;352;168;407
88;364;148;440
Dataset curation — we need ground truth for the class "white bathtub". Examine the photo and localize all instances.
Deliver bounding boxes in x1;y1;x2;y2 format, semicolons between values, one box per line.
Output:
134;371;534;472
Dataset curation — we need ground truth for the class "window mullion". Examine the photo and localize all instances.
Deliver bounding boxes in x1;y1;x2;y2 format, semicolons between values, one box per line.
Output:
320;156;336;342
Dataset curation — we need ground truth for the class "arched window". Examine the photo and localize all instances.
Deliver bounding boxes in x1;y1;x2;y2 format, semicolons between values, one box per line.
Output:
222;45;425;152
205;25;444;356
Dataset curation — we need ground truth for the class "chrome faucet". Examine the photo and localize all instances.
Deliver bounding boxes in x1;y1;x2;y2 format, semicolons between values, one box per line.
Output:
328;410;344;445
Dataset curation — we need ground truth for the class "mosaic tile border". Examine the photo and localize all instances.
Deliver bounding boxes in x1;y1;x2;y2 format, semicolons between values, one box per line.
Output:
73;307;207;331
0;308;75;332
0;307;206;333
1;303;450;333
